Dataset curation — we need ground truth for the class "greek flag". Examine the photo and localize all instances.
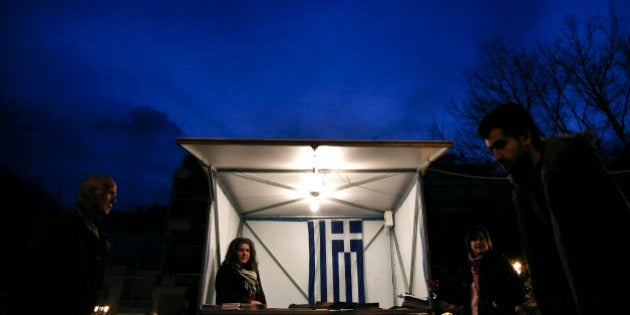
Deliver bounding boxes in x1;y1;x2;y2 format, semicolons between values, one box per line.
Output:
308;219;365;303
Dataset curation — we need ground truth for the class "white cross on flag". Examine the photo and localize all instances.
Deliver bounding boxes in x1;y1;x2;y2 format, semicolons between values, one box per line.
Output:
308;219;365;304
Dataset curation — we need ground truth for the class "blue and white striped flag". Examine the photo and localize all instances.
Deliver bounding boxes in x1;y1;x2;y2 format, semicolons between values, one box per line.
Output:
308;219;365;304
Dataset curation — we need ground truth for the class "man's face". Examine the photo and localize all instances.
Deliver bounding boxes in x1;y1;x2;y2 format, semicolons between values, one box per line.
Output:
91;180;117;215
484;128;529;174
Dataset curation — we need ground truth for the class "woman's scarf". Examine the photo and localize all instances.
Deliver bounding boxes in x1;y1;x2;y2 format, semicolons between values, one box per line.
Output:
468;253;484;315
236;264;259;296
468;253;483;292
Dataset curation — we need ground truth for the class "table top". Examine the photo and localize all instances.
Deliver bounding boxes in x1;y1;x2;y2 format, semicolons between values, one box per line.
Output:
201;306;429;315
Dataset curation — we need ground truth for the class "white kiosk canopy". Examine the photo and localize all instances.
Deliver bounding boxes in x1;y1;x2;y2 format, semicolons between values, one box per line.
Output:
176;138;453;309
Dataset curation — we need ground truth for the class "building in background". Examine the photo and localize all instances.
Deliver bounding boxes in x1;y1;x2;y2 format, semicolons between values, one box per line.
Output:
152;154;209;315
99;206;167;315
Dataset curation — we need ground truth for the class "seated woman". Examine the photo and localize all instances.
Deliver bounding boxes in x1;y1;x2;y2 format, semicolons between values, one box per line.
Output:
215;237;267;305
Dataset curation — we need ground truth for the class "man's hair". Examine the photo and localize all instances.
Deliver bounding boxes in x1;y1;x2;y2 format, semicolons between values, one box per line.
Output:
477;103;543;150
77;174;113;203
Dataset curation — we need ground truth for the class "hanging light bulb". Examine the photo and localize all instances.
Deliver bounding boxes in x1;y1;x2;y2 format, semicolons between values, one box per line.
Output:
308;151;324;211
310;191;320;211
308;170;323;212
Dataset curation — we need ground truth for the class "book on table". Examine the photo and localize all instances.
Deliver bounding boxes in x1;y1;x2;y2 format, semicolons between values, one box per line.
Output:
221;303;266;310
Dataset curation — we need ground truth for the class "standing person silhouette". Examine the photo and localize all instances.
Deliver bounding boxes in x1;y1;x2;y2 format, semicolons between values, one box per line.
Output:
478;103;630;314
22;174;117;315
427;225;524;315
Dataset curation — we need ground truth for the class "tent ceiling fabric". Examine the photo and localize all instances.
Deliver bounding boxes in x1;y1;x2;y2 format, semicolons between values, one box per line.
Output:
177;138;453;219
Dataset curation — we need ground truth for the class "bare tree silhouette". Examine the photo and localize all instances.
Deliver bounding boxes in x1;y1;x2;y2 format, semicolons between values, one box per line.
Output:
448;7;630;167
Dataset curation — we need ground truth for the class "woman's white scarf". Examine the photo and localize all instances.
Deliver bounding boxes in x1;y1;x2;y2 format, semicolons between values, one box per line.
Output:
236;264;258;295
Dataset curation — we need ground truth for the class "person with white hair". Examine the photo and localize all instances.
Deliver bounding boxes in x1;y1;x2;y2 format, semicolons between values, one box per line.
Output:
22;174;117;315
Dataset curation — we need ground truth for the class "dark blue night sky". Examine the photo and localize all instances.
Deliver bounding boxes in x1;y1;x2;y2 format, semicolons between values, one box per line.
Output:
1;0;628;209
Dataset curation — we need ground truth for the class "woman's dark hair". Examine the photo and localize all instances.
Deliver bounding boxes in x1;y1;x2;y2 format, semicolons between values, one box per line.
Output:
223;237;259;271
477;103;543;150
464;225;493;254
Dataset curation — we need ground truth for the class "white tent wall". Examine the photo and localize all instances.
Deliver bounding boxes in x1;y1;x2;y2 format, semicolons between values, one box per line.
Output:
242;219;396;308
391;180;430;303
200;179;242;306
242;220;311;308
361;219;395;307
216;184;241;261
199;176;430;309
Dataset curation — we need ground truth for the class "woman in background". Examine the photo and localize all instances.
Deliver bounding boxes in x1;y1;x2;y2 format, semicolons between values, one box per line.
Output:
215;237;267;305
428;225;524;315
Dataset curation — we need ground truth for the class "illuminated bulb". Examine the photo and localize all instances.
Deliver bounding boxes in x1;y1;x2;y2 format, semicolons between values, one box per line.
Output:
310;191;320;211
305;151;325;212
512;261;522;275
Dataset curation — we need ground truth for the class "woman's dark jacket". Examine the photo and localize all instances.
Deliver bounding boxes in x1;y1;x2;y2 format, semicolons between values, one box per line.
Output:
437;250;524;315
215;263;267;305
